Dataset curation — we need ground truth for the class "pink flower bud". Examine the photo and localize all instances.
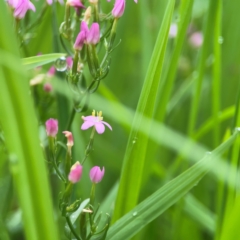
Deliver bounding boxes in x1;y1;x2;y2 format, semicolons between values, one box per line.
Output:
13;0;36;19
86;23;100;44
112;0;125;18
66;0;85;8
68;161;83;183
74;31;86;50
189;32;203;48
62;131;74;148
66;57;73;69
89;166;105;183
81;21;89;37
43;83;53;92
47;66;56;77
45;118;58;137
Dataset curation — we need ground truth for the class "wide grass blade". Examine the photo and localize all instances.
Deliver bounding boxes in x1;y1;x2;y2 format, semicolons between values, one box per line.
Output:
0;3;58;240
22;53;66;69
107;131;238;240
112;0;176;223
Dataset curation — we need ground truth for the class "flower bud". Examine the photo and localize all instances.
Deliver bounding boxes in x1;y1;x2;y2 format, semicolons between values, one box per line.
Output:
89;166;105;183
47;66;56;77
112;0;125;18
83;6;92;23
68;161;83;183
43;83;53;92
66;57;73;69
45;118;58;137
74;31;86;50
66;0;85;8
12;0;36;19
189;32;203;48
62;131;74;148
86;23;100;44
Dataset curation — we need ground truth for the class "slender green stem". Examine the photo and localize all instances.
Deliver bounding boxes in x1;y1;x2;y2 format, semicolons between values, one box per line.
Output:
81;127;95;165
212;0;222;147
52;156;66;183
25;3;48;32
66;216;82;240
72;50;79;77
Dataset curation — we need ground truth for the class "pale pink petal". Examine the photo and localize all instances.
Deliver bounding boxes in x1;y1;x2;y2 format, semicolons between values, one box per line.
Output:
28;1;36;11
95;122;105;134
82;116;96;121
81;121;95;130
46;0;53;5
102;121;112;131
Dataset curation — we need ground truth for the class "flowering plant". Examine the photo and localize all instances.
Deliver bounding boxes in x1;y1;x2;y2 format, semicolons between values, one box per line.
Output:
2;1;240;240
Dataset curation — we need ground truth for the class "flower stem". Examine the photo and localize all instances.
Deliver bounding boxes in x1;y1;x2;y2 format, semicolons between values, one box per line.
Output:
81;127;95;165
66;216;82;240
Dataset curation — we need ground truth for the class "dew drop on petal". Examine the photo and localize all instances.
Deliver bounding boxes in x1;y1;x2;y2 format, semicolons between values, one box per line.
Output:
54;57;67;72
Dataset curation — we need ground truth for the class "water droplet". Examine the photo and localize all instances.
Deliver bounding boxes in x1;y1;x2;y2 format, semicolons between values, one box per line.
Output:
235;127;240;132
54;57;67;72
206;151;212;155
133;140;136;144
218;36;224;44
132;212;138;217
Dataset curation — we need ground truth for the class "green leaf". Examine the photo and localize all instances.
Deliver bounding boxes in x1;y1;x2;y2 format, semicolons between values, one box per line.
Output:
112;0;176;223
0;2;58;240
22;53;66;69
107;131;238;240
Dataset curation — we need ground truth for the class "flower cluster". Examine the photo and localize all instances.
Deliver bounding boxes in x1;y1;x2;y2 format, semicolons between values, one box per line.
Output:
45;110;110;185
74;21;100;50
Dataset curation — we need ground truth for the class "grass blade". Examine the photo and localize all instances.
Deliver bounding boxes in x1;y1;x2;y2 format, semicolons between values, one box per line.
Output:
112;0;176;223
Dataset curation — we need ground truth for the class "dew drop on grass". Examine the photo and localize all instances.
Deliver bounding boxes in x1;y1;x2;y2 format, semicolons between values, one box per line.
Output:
55;57;67;72
218;36;224;44
132;212;138;217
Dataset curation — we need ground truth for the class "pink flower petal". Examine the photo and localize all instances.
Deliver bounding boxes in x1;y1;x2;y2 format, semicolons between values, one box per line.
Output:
81;121;95;130
82;116;96;122
95;122;105;134
102;121;112;131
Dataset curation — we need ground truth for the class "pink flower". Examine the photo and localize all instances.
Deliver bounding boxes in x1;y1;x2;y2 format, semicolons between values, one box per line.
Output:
62;131;74;148
81;21;90;38
81;110;112;134
7;0;18;8
189;32;203;48
74;31;86;50
74;21;100;49
45;118;58;137
66;57;73;69
89;166;105;183
43;83;53;92
66;0;85;8
47;66;56;77
86;23;100;44
68;161;83;183
12;0;36;19
112;0;125;18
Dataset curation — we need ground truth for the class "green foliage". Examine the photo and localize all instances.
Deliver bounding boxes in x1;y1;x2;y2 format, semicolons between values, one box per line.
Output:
1;0;240;240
